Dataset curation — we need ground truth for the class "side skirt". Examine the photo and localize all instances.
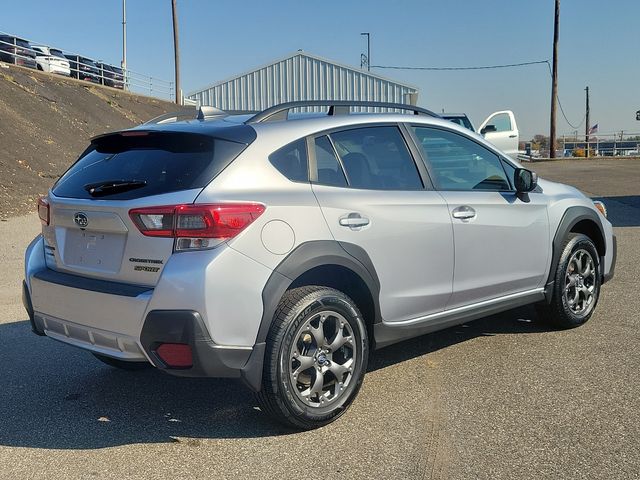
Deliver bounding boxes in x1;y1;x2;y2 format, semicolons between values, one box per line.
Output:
374;289;545;349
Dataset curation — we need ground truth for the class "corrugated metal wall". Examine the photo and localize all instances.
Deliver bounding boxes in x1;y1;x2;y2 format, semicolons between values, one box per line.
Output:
187;53;419;112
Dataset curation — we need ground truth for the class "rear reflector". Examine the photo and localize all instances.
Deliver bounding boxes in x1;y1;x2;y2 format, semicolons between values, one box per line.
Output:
37;197;49;225
129;203;265;251
155;343;193;368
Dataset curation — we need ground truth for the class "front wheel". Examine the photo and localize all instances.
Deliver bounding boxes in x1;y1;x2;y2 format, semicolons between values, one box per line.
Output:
537;233;601;328
256;286;369;429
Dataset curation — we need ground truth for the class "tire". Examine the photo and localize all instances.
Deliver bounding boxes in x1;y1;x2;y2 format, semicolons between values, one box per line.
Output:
256;286;369;430
92;353;151;371
536;233;601;328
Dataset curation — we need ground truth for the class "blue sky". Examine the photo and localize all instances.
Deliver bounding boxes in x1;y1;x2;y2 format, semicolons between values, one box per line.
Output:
2;0;639;138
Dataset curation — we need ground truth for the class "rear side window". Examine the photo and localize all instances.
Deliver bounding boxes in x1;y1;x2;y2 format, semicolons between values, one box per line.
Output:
269;139;308;182
314;136;347;187
53;132;248;200
330;126;423;190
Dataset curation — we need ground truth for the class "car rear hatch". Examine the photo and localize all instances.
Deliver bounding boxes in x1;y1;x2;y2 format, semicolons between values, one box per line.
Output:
40;127;255;287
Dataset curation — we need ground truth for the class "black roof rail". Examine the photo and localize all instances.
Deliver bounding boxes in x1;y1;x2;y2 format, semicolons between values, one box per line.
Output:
245;100;440;124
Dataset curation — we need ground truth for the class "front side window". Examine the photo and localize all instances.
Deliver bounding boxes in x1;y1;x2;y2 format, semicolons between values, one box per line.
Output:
328;126;423;190
269;138;308;182
412;126;511;191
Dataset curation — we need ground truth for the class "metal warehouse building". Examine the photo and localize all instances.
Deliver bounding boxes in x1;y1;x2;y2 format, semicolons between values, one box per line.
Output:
187;51;419;111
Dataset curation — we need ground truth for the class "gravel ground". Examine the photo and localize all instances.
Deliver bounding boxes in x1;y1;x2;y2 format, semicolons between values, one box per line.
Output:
0;158;637;479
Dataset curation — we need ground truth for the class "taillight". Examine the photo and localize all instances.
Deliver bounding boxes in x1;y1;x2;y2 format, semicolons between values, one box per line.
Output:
37;197;49;225
129;203;265;251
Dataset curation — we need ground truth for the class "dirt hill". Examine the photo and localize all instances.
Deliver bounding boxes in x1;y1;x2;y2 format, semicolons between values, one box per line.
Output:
0;64;179;219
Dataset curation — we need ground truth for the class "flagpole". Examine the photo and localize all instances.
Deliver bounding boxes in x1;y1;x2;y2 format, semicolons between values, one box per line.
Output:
585;86;590;158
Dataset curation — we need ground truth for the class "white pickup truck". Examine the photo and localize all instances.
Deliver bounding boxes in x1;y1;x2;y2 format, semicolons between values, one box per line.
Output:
442;111;519;160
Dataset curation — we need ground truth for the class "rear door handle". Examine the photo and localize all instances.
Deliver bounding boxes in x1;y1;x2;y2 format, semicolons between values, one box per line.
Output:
509;134;517;138
339;214;370;228
452;206;476;220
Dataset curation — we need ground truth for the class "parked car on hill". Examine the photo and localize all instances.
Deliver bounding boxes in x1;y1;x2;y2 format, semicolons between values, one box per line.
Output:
97;62;124;89
64;54;100;83
31;45;70;76
443;111;520;160
0;35;37;69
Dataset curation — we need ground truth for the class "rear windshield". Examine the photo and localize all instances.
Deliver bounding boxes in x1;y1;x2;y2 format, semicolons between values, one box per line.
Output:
52;132;248;200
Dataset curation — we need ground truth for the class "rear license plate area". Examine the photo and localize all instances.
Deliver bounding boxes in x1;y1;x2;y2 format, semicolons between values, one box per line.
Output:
63;229;126;273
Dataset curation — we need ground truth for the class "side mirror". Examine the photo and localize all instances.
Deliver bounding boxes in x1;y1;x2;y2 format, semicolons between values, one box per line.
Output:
514;168;538;193
480;124;497;135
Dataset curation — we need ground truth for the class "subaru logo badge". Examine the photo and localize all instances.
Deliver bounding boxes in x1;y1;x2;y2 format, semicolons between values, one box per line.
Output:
74;212;89;228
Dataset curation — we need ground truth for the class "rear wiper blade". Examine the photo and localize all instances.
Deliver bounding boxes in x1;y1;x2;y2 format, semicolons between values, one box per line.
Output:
84;180;147;197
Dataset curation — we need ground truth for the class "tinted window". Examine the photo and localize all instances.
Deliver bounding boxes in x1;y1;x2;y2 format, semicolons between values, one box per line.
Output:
412;127;511;191
314;136;348;187
486;113;512;132
53;132;248;200
444;116;474;132
329;126;422;190
269;139;308;182
50;49;65;58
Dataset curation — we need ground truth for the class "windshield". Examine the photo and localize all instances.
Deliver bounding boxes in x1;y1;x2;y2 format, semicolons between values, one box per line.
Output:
50;49;65;58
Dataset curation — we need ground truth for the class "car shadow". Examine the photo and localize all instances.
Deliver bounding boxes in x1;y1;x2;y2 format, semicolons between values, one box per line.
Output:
0;305;544;449
591;195;640;227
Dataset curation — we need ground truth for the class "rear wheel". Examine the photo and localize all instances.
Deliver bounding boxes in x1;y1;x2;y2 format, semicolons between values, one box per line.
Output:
537;233;601;328
92;353;151;371
256;286;368;429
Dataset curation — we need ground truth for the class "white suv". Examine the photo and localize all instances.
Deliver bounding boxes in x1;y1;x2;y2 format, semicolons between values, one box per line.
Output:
24;101;616;429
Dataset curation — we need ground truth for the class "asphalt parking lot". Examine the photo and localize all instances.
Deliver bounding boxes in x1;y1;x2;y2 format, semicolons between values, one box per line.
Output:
0;158;638;480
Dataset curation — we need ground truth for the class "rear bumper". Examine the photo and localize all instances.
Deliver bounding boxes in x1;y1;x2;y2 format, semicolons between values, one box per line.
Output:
24;236;269;389
24;266;264;387
140;310;263;384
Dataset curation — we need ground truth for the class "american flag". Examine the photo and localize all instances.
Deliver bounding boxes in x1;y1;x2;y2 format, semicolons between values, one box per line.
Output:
588;124;599;135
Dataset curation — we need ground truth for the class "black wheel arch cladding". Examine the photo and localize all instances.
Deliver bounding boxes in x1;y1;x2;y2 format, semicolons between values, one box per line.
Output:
547;206;606;287
242;240;381;392
256;240;381;345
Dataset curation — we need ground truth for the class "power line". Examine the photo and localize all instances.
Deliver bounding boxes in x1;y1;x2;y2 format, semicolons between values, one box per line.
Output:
370;60;549;71
544;61;585;130
372;58;585;132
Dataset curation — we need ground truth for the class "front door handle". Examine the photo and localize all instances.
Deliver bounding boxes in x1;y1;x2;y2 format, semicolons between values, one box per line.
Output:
452;206;476;220
509;134;517;138
339;213;370;228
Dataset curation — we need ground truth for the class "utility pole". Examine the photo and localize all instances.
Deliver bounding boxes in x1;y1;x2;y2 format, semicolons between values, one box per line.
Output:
122;0;127;89
549;0;560;159
585;86;590;157
171;0;181;105
361;32;370;71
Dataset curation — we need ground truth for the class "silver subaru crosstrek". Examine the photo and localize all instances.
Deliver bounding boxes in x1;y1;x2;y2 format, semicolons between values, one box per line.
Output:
24;101;616;429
